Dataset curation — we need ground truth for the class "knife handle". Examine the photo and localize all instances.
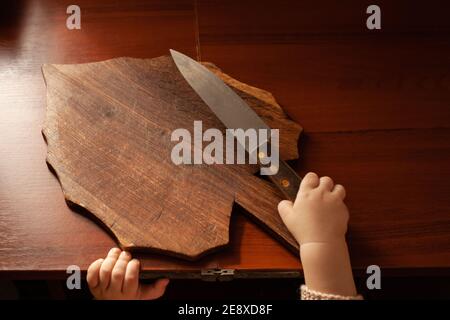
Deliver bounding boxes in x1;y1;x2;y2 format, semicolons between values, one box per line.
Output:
266;159;302;201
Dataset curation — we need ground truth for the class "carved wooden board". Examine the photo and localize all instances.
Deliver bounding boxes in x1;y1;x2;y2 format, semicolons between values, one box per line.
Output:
42;55;302;260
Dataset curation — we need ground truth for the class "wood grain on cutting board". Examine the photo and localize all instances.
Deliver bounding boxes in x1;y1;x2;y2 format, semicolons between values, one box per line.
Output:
42;55;302;260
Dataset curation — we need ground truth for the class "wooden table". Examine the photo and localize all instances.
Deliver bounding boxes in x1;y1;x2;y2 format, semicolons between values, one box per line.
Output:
1;0;449;280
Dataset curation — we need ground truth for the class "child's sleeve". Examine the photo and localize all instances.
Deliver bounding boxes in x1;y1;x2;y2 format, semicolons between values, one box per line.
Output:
300;285;363;300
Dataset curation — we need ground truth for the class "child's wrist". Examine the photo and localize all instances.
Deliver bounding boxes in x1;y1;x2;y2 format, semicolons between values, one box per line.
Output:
299;239;357;297
299;237;347;250
299;239;347;263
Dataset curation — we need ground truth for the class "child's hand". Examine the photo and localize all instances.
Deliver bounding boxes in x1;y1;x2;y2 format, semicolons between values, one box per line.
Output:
278;172;357;297
278;172;349;246
87;248;169;300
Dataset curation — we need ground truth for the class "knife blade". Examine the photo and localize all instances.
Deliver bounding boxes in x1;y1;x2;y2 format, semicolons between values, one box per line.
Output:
170;49;302;201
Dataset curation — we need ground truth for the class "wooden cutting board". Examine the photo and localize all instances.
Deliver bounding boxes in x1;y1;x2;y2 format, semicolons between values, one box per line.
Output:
42;55;302;260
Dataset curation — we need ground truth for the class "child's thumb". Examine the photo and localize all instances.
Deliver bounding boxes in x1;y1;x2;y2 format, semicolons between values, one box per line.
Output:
139;278;169;300
278;200;293;224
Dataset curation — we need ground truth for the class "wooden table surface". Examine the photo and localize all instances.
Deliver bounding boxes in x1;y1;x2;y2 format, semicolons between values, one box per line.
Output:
1;0;449;279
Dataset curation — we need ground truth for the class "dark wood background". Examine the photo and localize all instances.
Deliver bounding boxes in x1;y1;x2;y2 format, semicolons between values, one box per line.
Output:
1;0;450;285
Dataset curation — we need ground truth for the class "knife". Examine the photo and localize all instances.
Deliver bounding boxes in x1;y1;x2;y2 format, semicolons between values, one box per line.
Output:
170;49;302;201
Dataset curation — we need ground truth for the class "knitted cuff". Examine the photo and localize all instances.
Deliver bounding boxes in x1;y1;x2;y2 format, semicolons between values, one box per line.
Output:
300;285;363;300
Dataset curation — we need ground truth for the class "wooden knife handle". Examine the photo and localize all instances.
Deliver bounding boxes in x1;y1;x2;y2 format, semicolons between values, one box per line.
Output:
266;159;302;201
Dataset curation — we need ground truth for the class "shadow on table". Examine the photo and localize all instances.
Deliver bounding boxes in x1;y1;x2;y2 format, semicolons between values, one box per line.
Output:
0;0;27;54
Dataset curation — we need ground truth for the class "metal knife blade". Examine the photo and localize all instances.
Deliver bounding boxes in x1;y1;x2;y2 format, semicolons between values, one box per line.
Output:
170;49;301;200
170;50;271;135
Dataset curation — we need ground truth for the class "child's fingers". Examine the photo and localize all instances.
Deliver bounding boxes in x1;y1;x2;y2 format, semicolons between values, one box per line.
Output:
122;259;140;295
86;258;104;289
332;184;346;199
319;176;334;191
300;172;319;192
99;248;121;290
139;278;169;300
109;251;132;293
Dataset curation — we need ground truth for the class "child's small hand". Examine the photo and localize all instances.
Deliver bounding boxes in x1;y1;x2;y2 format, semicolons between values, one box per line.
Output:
87;248;169;300
278;172;357;298
278;172;349;246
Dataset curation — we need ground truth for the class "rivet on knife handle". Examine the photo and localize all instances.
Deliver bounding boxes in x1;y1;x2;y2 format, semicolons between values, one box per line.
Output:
258;152;302;201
